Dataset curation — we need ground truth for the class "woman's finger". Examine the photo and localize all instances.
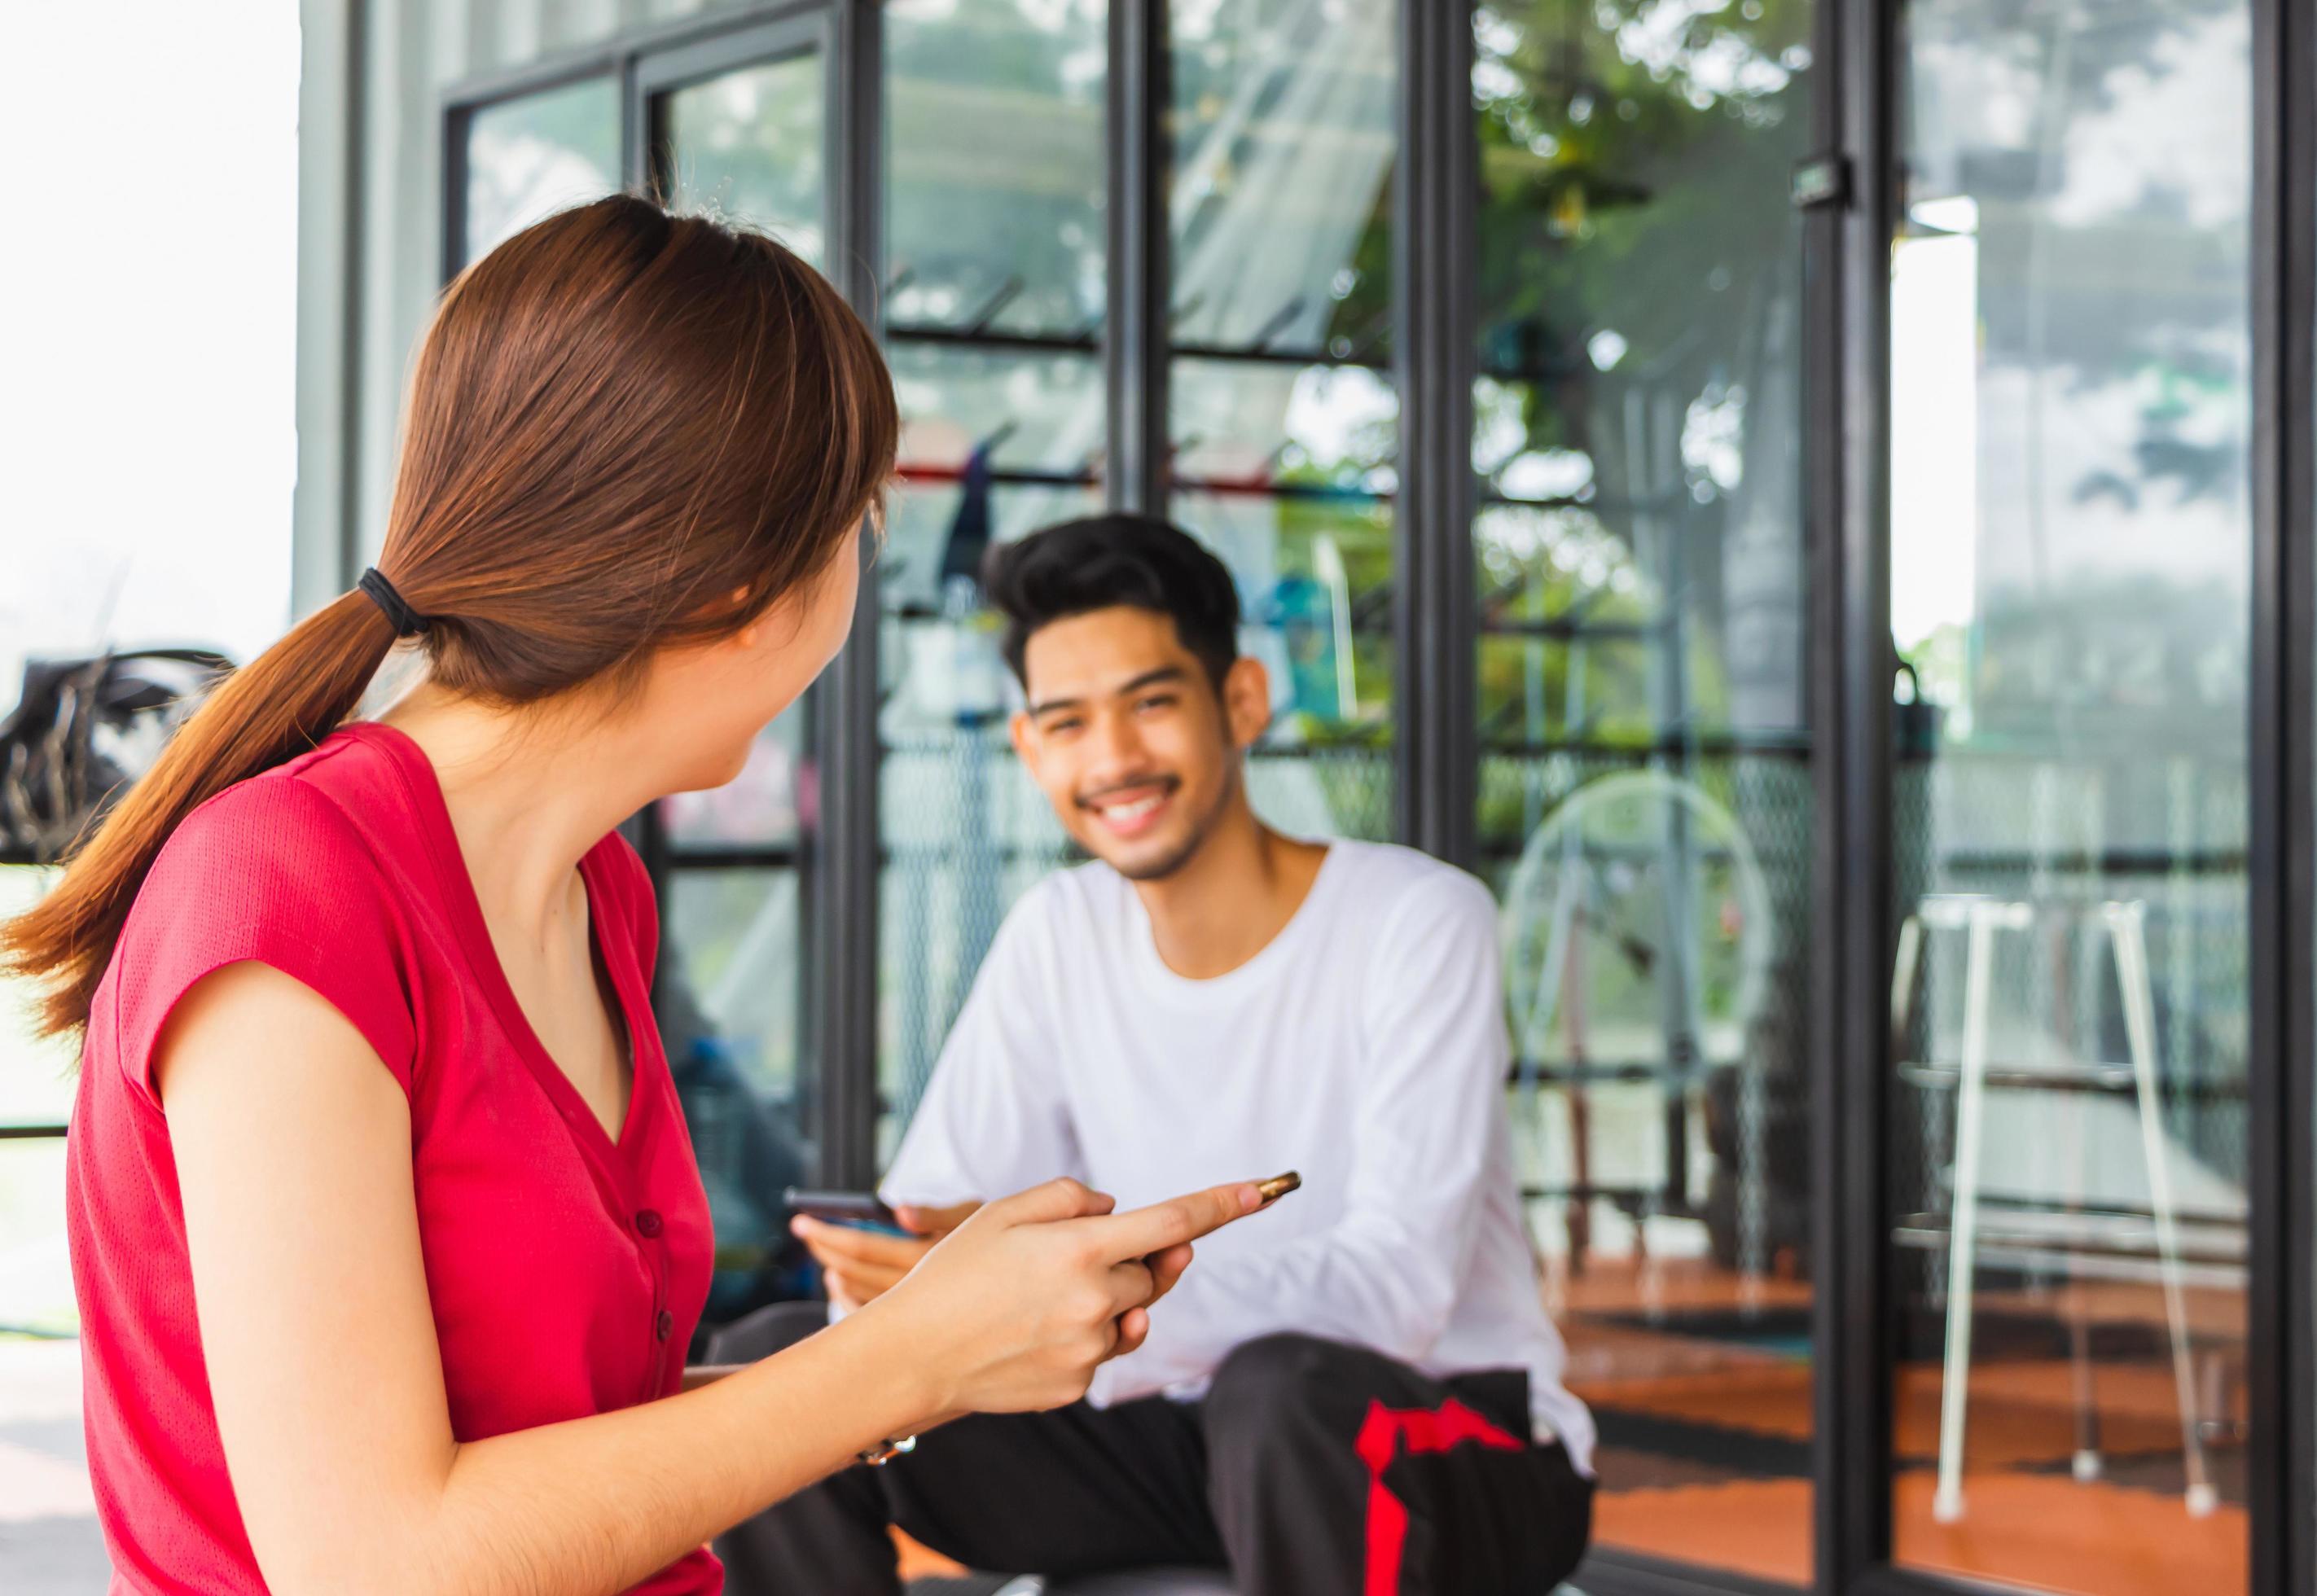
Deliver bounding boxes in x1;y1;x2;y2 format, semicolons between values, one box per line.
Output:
986;1177;1116;1227
1145;1242;1193;1304
1112;1305;1152;1359
1103;1257;1156;1315
1075;1182;1259;1262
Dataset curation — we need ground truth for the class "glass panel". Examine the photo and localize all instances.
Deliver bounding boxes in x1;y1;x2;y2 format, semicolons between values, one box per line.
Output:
659;710;807;850
885;2;1106;340
1887;2;2251;1591
1471;1;1816;1582
649;47;835;1322
1165;0;1398;841
1;869;74;1130
661;867;814;1322
665;51;828;267
877;0;1108;1154
656;51;829;853
463;77;621;265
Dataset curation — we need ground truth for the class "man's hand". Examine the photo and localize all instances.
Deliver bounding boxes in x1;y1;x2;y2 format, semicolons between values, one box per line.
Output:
793;1201;981;1310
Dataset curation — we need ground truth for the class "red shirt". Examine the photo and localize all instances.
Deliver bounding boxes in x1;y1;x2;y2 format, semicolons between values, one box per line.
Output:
68;721;719;1594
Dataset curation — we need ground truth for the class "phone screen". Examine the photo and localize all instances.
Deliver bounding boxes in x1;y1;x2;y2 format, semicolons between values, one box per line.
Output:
782;1186;909;1236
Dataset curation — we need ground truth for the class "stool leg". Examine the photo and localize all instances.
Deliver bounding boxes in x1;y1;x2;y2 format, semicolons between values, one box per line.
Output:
2109;902;2214;1518
2069;1304;2102;1481
1933;907;1997;1524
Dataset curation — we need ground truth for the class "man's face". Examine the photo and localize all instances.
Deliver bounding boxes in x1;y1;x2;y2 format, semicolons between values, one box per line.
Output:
1011;606;1269;882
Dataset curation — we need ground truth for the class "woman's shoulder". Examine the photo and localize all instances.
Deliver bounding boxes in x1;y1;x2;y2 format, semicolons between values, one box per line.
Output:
147;734;395;903
107;734;423;1102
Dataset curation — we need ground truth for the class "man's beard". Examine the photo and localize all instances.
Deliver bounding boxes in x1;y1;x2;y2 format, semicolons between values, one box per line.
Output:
1102;765;1238;884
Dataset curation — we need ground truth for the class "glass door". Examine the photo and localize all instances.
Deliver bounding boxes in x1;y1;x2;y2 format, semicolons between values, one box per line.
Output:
875;0;1109;1160
1884;1;2253;1589
1163;0;1399;845
1468;1;1819;1585
638;17;836;1326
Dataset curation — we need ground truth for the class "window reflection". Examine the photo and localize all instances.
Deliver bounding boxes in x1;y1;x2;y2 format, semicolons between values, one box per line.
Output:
661;867;814;1322
1165;0;1398;840
648;48;834;1321
878;0;1109;1153
464;77;621;263
1888;2;2252;1591
1470;0;1817;1582
665;53;828;266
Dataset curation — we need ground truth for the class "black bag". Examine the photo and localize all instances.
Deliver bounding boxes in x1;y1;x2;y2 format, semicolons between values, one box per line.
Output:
0;649;232;860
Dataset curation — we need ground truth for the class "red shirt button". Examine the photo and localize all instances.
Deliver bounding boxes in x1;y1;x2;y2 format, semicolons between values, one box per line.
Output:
656;1309;674;1343
635;1209;663;1239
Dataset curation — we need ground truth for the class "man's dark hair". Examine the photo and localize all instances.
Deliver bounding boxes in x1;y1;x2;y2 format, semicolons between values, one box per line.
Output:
983;514;1241;690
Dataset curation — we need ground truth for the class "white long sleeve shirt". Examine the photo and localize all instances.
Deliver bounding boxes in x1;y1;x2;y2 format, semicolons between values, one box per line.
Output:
880;840;1595;1473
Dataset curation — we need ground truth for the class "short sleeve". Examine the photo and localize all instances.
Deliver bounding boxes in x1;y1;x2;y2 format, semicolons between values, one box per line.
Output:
109;774;420;1110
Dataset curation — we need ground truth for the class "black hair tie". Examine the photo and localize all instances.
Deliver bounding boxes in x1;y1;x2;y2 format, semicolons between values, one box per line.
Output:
358;568;433;638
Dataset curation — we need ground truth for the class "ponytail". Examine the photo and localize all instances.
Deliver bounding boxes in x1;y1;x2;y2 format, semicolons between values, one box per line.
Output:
3;195;894;1044
1;590;398;1039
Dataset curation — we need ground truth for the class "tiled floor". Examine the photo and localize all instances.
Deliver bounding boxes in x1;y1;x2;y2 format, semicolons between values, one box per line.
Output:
1561;1258;2247;1594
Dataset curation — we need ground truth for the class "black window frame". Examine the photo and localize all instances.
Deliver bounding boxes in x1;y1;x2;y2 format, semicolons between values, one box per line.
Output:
423;1;2317;1589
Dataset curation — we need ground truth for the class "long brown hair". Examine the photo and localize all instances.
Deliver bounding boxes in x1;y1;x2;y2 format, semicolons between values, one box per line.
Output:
3;195;895;1038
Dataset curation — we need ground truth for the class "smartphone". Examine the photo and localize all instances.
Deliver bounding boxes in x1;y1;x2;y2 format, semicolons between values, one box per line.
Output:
783;1186;911;1237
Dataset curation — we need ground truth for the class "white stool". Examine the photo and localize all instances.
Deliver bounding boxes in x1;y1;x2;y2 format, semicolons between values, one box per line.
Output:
1895;896;2213;1524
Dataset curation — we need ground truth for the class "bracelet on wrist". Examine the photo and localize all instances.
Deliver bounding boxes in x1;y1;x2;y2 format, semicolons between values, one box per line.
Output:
858;1434;917;1467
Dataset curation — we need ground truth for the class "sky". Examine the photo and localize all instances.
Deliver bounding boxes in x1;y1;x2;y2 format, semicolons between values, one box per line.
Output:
0;4;302;693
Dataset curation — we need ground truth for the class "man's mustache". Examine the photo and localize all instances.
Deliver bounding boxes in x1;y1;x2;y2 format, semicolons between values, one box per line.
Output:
1073;774;1182;811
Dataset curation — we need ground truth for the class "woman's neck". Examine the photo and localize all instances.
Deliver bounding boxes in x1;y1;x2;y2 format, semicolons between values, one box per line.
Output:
376;683;656;950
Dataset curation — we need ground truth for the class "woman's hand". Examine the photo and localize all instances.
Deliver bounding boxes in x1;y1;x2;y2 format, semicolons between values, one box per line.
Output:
794;1200;980;1311
856;1177;1261;1418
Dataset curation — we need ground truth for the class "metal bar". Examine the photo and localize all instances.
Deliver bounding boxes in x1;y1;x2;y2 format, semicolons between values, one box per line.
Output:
1918;847;2249;876
1393;0;1477;868
1897;1195;2250;1227
1811;0;1896;1581
631;12;824;99
2281;0;2317;1576
437;0;828;112
440;104;470;286
621;42;654;197
340;0;371;591
885;317;1643;388
815;0;884;1190
443;48;628;116
2252;0;2314;1576
0;1126;68;1142
887;322;1098;357
1479;734;1814;760
1106;0;1166;514
659;845;805;871
634;11;833;204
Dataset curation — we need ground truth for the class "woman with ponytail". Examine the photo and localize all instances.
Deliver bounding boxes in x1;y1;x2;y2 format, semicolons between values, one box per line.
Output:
2;196;1263;1596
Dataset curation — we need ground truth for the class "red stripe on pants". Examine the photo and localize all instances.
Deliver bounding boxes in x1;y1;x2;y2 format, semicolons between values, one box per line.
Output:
1354;1396;1525;1596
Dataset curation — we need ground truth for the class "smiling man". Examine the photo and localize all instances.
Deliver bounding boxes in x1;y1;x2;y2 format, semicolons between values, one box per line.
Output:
730;515;1595;1594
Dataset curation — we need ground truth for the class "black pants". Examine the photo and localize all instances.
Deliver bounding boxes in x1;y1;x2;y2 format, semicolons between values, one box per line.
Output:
708;1304;1592;1596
